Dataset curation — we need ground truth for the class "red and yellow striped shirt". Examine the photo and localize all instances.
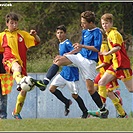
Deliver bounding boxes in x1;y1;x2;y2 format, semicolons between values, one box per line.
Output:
106;27;131;70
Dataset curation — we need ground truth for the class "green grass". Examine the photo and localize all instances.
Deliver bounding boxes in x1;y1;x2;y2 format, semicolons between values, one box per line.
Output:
0;118;133;131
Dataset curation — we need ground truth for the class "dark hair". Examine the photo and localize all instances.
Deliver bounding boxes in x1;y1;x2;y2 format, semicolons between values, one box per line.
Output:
56;25;66;33
5;12;19;23
81;11;95;23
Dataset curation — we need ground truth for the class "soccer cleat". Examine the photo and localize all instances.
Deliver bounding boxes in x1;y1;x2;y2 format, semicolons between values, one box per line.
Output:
30;78;46;91
117;112;128;118
12;112;22;120
88;110;100;117
88;109;109;118
100;109;109;118
64;99;72;116
114;90;123;105
81;111;90;119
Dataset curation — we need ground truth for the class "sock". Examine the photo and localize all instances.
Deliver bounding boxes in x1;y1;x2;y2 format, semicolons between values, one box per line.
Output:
98;85;107;103
13;92;26;114
74;95;88;113
44;64;59;85
52;89;69;105
91;91;105;111
112;97;125;116
13;71;22;84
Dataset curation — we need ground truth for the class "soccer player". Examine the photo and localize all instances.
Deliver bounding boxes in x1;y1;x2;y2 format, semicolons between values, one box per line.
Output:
90;13;133;118
99;13;133;92
0;12;45;119
39;11;109;118
88;29;128;118
49;25;88;118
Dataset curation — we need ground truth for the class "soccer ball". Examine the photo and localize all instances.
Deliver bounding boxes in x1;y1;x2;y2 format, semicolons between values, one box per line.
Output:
19;76;35;92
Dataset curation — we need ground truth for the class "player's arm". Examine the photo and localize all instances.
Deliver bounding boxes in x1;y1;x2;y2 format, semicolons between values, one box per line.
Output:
66;47;81;54
96;63;106;70
30;30;40;43
73;43;99;52
101;46;121;56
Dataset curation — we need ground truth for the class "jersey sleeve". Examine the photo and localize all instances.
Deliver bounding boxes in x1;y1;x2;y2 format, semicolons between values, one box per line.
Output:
110;30;123;47
94;29;102;51
19;30;37;48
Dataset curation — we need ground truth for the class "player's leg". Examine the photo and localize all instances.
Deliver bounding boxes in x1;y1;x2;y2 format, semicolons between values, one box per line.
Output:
34;55;72;91
117;68;133;92
107;79;127;118
49;74;72;116
88;74;102;117
69;81;89;118
72;94;89;118
123;78;133;92
86;79;109;118
11;61;23;91
12;90;27;120
108;91;128;118
114;89;123;105
11;61;27;119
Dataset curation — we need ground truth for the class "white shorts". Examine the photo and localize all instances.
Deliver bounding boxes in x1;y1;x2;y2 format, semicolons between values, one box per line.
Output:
50;74;79;94
64;53;97;81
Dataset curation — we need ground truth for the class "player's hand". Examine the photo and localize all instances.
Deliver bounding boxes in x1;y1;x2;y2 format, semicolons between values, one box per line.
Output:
99;51;109;56
30;30;37;36
73;43;81;49
53;55;61;63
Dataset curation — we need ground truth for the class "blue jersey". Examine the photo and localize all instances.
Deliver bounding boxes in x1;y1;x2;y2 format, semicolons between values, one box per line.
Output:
80;28;102;62
59;39;79;81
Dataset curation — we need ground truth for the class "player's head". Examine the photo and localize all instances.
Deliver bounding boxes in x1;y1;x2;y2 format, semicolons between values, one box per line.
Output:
56;25;66;33
80;11;96;30
5;12;19;23
101;13;113;23
81;11;95;23
5;12;19;32
101;13;113;32
56;25;66;42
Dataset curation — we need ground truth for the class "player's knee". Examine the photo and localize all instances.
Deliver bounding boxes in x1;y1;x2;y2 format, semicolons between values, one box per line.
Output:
98;80;106;86
72;94;78;99
49;87;56;93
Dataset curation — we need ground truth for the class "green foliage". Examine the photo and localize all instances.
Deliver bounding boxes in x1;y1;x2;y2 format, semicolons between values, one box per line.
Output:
0;2;133;72
0;118;133;131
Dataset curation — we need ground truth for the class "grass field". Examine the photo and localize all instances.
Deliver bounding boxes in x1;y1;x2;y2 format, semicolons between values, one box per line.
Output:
0;118;133;131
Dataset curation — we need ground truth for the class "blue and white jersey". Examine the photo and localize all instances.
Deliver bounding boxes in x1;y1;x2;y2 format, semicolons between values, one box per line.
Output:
80;28;102;62
59;39;79;81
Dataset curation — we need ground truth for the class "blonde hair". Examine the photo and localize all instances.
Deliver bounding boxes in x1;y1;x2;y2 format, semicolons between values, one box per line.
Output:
101;13;113;23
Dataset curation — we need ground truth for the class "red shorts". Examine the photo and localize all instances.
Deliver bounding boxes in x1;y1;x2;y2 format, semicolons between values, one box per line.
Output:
3;58;27;76
107;65;132;82
94;73;119;91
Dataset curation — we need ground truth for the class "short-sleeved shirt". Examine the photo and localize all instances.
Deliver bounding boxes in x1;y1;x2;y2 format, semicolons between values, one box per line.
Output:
80;28;102;62
59;39;79;81
106;27;131;70
98;41;112;74
0;29;39;75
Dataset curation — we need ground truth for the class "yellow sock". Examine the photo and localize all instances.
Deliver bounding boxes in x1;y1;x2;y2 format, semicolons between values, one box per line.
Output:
14;92;26;114
13;71;22;83
112;97;125;116
98;85;107;103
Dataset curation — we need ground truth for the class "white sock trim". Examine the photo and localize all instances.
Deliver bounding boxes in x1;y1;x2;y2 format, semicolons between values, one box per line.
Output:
44;77;50;82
